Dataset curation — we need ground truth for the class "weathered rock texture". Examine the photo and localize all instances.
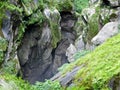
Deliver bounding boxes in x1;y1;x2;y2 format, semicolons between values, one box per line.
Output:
17;10;77;83
92;22;118;45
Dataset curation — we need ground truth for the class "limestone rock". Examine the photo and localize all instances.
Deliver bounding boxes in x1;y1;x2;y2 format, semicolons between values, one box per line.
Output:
75;35;85;51
51;65;84;87
2;11;11;40
66;44;77;62
17;10;77;83
91;22;118;45
108;0;120;7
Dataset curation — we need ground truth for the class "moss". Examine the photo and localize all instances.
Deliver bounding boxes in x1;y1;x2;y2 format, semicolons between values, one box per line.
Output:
74;0;89;13
0;73;63;90
1;59;19;75
0;37;7;64
21;0;40;16
44;0;58;8
50;21;61;48
0;74;31;90
16;23;25;44
57;0;73;11
60;34;120;89
86;13;99;43
0;37;7;51
28;10;45;25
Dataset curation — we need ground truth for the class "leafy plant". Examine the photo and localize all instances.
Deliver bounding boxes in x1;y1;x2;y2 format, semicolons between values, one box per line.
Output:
74;0;89;13
32;80;63;90
0;37;7;64
0;74;31;90
0;74;63;90
57;0;73;11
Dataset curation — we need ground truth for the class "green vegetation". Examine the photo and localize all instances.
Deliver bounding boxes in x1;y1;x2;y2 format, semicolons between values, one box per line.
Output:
0;74;32;90
0;37;7;64
60;34;120;90
74;50;90;60
0;1;22;32
50;22;61;48
82;5;110;43
74;0;89;13
0;74;63;90
0;0;119;90
32;80;63;90
57;0;73;11
87;12;99;42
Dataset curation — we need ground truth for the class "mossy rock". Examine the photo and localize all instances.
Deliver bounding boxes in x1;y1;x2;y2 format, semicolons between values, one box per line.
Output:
60;34;120;90
57;0;73;11
0;73;63;90
0;37;7;51
0;74;31;90
22;0;41;16
0;37;7;63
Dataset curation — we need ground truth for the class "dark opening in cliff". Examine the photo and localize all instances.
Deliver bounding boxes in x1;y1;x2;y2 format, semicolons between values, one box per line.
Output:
17;10;77;84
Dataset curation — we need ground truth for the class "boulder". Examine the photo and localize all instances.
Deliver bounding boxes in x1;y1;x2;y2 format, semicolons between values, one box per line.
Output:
91;22;118;45
108;0;120;7
66;44;77;62
51;65;84;87
75;35;85;51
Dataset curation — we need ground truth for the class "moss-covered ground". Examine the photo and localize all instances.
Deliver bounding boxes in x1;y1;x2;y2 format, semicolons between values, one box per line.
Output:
61;34;120;90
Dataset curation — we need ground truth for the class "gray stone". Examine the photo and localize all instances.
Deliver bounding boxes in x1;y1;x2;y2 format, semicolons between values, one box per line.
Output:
75;35;85;51
91;22;118;45
66;44;77;62
17;10;77;83
51;65;85;87
2;11;11;40
108;0;119;7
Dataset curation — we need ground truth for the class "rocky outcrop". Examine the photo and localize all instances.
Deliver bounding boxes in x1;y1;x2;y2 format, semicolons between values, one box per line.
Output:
1;1;120;89
66;44;77;62
0;0;77;84
51;65;84;87
52;34;120;90
74;0;119;51
17;9;77;83
107;0;120;7
92;22;118;45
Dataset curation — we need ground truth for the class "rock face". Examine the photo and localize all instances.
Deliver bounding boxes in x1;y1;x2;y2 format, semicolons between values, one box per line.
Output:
109;75;120;90
66;44;77;62
52;34;120;89
92;22;118;45
51;65;84;87
108;0;120;7
17;9;76;83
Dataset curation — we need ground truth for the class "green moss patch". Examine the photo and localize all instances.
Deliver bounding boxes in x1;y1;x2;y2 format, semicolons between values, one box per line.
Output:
74;0;89;13
50;21;61;48
0;74;63;90
0;74;31;90
60;34;120;90
0;37;7;64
